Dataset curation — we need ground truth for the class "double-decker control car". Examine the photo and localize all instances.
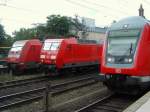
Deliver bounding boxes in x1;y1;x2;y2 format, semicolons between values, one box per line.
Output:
100;16;150;94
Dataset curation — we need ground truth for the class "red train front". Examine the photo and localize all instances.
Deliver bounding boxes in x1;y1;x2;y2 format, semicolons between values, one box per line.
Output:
40;37;103;75
100;16;150;93
7;39;42;75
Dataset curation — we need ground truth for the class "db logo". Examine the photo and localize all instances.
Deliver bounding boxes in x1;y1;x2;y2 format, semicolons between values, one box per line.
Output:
115;69;121;73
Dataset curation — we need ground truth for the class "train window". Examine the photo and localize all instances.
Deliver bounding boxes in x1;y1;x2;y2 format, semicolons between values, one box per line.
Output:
108;37;136;56
43;42;52;50
12;40;27;48
43;42;60;50
10;40;27;52
107;29;141;56
10;46;23;51
50;42;60;50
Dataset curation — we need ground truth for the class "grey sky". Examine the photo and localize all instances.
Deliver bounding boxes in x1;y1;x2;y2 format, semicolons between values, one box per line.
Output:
0;0;149;35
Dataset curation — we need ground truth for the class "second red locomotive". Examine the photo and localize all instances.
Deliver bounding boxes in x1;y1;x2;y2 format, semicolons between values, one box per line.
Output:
40;37;103;75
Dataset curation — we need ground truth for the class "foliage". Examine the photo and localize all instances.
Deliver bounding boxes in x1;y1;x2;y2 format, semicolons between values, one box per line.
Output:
71;15;88;39
0;24;5;44
2;34;14;46
0;24;13;47
10;15;88;42
13;28;37;41
46;15;72;36
35;24;47;41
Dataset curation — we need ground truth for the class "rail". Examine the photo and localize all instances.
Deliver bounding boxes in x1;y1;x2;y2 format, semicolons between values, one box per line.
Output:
0;76;99;111
0;75;49;89
74;93;138;112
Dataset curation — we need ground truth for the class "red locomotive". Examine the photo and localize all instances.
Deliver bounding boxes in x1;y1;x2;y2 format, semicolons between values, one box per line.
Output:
100;16;150;93
7;39;42;75
40;37;103;75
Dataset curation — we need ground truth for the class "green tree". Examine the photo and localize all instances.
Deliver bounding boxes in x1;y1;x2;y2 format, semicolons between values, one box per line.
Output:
12;15;88;41
35;24;47;40
2;34;14;46
0;24;5;44
71;15;88;39
46;15;72;36
13;28;37;41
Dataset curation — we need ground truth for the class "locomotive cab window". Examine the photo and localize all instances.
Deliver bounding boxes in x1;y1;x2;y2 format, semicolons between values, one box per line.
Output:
106;29;141;64
10;41;27;52
10;44;24;52
8;41;27;58
107;29;141;56
43;42;60;51
51;42;60;50
10;46;23;52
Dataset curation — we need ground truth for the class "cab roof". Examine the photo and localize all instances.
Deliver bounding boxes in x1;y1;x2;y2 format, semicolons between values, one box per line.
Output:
110;16;150;30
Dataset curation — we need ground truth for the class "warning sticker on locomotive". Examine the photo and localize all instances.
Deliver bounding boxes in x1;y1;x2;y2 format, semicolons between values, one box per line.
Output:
115;68;121;73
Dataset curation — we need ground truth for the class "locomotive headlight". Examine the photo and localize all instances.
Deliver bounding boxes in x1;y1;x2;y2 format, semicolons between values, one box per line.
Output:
51;55;56;60
128;58;132;63
124;58;129;63
107;57;115;63
124;58;132;63
40;55;45;59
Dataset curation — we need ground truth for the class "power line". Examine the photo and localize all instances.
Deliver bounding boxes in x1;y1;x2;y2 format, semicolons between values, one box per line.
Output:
79;0;131;15
0;0;7;5
65;0;98;12
0;4;38;12
0;1;42;13
2;18;33;23
143;0;150;4
65;0;118;18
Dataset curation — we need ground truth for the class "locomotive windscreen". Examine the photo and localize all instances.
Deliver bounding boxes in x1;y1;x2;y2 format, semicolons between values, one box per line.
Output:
10;40;27;52
8;40;27;58
107;29;141;56
43;42;60;51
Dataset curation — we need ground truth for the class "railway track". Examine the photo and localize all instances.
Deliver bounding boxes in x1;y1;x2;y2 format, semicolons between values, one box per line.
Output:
75;93;139;112
0;73;98;96
0;75;49;88
0;75;49;97
0;75;99;111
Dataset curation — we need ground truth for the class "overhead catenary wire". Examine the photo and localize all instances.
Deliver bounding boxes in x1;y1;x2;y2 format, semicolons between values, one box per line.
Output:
0;2;47;24
77;0;131;15
65;0;119;18
143;0;150;5
0;3;40;13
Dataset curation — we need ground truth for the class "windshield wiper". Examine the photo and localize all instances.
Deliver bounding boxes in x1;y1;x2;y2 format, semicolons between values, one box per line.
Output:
123;43;133;55
129;43;133;54
117;43;133;62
